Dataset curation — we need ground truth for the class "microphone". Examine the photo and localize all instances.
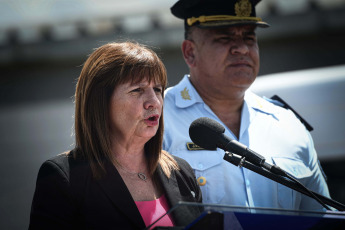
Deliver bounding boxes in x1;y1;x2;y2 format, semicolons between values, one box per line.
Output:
189;117;265;165
189;117;285;176
189;117;336;211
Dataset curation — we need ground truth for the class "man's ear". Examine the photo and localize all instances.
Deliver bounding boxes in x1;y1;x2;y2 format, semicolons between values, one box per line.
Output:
182;40;196;67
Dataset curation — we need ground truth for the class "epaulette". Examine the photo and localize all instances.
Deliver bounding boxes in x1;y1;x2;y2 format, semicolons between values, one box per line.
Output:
266;95;313;132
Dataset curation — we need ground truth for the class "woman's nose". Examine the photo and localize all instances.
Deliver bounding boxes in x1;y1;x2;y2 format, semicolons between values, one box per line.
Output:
144;89;161;110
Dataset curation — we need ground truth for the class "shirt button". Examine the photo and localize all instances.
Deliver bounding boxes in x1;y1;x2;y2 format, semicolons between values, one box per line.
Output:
198;163;203;169
246;179;250;187
197;176;207;186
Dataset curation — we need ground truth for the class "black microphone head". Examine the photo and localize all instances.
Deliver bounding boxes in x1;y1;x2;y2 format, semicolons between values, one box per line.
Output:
189;117;225;150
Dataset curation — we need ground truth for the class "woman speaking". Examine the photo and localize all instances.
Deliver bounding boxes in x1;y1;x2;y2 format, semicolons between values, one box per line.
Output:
29;42;202;229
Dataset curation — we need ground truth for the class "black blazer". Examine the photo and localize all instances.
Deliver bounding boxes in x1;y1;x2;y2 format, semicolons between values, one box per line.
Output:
29;151;202;230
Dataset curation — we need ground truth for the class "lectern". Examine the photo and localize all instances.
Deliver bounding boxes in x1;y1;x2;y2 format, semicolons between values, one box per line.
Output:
149;202;345;230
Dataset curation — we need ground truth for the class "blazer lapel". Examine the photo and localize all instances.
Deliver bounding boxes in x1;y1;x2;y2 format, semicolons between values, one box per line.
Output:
96;160;146;229
157;165;182;208
157;166;201;227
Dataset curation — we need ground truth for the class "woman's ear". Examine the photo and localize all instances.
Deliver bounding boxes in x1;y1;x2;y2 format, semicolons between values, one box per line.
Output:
182;40;196;67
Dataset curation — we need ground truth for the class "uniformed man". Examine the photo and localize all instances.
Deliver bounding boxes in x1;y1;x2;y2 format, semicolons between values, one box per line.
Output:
163;0;330;211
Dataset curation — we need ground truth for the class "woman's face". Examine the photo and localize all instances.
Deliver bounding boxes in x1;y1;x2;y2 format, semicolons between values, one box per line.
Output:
109;78;163;145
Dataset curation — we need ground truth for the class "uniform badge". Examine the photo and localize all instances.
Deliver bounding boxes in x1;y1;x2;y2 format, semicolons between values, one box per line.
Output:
235;0;252;17
197;176;207;186
186;142;204;150
180;87;191;100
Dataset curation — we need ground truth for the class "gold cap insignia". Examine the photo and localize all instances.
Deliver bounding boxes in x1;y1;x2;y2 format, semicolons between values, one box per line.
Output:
181;87;191;100
235;0;252;17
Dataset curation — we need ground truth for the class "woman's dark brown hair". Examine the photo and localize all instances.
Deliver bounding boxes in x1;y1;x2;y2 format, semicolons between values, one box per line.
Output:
74;41;177;179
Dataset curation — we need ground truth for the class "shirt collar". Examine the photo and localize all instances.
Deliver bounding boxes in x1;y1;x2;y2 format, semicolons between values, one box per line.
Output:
173;76;278;117
245;90;279;118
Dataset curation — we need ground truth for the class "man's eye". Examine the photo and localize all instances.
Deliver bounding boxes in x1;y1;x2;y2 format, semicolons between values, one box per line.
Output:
218;37;231;42
245;36;256;41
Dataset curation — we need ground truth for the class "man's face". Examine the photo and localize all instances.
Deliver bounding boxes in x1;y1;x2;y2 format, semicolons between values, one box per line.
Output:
186;25;260;98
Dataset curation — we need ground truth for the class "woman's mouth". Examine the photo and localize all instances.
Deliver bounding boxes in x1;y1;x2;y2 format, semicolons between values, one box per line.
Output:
144;115;159;126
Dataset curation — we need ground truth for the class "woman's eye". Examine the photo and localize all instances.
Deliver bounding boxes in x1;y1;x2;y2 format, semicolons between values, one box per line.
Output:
154;87;162;93
131;88;142;93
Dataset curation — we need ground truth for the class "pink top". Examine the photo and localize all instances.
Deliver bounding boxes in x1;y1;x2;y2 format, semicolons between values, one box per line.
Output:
135;194;174;229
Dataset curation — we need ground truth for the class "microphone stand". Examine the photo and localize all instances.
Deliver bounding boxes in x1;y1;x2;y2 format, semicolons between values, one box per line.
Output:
223;151;345;211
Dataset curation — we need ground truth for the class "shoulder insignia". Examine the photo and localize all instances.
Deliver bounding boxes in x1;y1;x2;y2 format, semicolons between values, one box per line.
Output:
270;95;314;132
181;87;191;100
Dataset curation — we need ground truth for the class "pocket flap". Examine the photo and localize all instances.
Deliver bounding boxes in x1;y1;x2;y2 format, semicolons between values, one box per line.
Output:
174;150;224;171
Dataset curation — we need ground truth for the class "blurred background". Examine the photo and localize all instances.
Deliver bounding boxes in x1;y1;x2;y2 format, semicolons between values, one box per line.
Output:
1;0;345;229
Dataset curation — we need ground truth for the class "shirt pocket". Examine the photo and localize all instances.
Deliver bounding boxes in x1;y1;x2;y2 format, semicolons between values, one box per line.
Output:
272;157;313;209
173;149;225;203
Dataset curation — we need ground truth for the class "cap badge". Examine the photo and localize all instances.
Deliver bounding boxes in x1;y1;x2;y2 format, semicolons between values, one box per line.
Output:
181;87;191;100
235;0;252;17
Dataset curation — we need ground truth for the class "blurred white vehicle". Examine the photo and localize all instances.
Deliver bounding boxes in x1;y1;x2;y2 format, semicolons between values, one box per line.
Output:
250;65;345;162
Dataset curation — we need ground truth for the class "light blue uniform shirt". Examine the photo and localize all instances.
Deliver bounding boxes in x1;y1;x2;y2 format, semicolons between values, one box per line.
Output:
163;75;330;211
